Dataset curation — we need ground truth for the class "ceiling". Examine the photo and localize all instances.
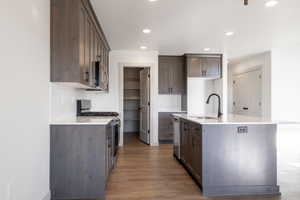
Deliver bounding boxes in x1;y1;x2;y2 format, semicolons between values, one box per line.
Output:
91;0;300;59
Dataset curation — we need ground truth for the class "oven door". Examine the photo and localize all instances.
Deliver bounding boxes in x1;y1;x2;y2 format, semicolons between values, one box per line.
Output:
111;119;120;157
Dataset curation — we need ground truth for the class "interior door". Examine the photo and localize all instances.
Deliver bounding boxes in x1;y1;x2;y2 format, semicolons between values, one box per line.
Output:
233;69;262;116
139;68;150;144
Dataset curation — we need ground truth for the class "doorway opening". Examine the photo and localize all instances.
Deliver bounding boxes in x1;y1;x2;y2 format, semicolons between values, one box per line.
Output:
123;67;151;146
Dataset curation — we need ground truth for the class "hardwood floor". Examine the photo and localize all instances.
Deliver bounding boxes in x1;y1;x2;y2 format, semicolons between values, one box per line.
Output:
106;133;300;200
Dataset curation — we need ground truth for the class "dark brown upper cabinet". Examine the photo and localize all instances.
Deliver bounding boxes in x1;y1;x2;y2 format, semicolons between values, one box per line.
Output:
185;54;222;79
158;56;185;95
51;0;110;91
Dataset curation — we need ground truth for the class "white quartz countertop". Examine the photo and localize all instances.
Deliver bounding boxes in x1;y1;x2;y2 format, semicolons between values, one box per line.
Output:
172;114;278;125
50;116;118;125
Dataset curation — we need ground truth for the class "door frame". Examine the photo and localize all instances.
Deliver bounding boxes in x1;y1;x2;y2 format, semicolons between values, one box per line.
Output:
118;63;156;146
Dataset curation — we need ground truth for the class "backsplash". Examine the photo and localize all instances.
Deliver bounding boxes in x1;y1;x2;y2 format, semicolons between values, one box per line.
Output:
157;94;182;112
187;78;221;116
82;91;119;112
50;83;85;121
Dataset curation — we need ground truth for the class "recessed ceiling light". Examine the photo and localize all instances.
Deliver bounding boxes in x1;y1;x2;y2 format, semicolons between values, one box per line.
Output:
143;29;152;34
148;0;158;2
225;31;235;36
204;48;211;52
265;0;279;7
140;46;148;50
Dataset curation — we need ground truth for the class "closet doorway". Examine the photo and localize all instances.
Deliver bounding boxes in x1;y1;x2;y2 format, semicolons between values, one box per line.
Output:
123;67;150;145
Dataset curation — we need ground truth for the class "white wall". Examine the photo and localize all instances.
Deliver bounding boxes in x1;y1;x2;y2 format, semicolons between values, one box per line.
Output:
228;52;272;119
271;45;300;122
0;0;50;200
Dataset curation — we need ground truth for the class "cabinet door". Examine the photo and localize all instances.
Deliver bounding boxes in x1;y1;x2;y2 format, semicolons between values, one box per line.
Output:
187;57;202;77
159;56;185;94
191;128;202;185
79;6;90;85
202;57;221;78
158;113;173;142
187;55;222;78
94;33;100;87
97;40;104;88
105;124;113;181
104;49;109;90
79;6;87;85
180;121;189;164
171;56;185;94
90;26;96;87
158;56;171;94
84;15;92;85
186;130;193;170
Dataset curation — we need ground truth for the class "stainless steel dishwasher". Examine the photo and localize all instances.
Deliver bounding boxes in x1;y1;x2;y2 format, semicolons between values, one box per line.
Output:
173;116;180;159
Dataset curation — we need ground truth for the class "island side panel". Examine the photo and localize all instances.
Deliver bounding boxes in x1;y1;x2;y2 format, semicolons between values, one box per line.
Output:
202;124;280;196
50;125;107;199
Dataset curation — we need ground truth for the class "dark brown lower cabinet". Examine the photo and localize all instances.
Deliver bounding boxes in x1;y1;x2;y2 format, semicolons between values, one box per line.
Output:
189;124;202;185
180;120;189;164
50;123;114;200
159;112;186;144
180;120;202;185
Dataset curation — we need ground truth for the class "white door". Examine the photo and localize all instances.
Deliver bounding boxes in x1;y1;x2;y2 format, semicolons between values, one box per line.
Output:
233;69;262;116
139;68;150;144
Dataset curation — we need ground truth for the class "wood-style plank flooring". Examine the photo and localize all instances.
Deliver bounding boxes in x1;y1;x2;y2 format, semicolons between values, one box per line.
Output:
106;133;300;200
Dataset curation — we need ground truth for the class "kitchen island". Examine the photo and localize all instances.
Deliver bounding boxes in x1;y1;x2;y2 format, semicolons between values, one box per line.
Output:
173;114;280;197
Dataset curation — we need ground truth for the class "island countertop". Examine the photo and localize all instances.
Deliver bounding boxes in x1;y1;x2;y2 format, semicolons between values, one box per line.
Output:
172;113;278;125
50;116;119;125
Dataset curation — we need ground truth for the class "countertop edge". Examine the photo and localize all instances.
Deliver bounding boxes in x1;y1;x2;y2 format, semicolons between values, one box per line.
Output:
49;116;118;126
172;114;278;125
